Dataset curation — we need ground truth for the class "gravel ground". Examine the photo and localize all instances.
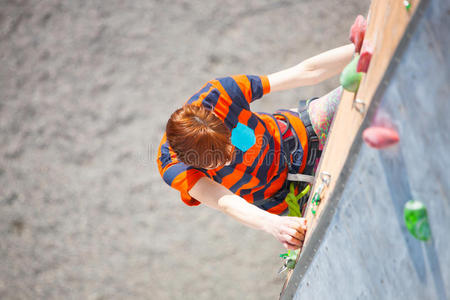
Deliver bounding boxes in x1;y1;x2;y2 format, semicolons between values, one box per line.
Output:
0;0;369;299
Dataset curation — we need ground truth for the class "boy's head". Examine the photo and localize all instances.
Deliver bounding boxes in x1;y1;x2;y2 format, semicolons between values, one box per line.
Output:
166;104;233;169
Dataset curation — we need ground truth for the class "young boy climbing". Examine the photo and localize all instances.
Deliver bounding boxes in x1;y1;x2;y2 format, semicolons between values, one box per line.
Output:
157;43;355;250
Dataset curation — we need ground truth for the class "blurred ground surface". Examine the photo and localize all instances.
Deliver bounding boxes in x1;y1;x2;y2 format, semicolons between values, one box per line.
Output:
0;0;369;299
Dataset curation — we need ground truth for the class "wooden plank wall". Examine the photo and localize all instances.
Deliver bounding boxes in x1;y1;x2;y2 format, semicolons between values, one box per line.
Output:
281;0;422;292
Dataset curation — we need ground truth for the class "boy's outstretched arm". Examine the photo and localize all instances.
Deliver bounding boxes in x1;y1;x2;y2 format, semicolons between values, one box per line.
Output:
189;177;307;250
268;43;355;92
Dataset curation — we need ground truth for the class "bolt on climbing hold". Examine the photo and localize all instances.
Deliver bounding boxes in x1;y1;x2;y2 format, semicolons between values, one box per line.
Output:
340;54;363;92
404;200;431;241
353;98;366;114
362;126;400;149
320;171;331;186
357;42;373;73
403;0;412;11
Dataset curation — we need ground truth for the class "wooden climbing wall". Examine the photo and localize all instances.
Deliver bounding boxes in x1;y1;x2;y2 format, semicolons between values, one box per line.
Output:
304;0;422;235
280;0;450;298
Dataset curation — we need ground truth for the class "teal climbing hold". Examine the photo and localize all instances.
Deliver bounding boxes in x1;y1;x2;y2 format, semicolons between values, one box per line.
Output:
404;200;431;241
340;54;363;92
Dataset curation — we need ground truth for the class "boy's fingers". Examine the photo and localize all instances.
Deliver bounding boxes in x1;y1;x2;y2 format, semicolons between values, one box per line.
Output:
283;241;300;250
289;221;307;233
283;234;303;247
293;217;307;226
285;227;305;241
286;218;304;227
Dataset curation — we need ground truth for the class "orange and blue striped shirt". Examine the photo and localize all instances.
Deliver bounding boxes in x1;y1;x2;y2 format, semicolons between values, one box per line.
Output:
157;75;308;215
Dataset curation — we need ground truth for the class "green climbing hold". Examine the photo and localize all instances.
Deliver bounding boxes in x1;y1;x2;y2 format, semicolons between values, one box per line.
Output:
286;249;299;269
312;192;320;204
340;54;363;92
279;249;299;272
404;200;431;241
311;191;321;215
286;258;296;269
404;0;411;11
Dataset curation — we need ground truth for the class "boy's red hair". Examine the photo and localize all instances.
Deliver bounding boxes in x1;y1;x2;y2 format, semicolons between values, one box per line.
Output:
166;104;233;169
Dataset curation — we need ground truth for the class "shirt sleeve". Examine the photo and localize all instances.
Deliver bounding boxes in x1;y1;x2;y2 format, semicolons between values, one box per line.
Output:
210;75;271;107
157;134;208;206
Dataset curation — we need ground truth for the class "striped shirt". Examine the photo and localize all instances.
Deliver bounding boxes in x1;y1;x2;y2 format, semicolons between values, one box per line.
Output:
157;75;308;214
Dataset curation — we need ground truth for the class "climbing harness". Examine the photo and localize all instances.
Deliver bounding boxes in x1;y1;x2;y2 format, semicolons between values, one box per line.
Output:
277;100;323;274
271;99;323;216
275;98;322;178
298;99;322;176
254;102;321;210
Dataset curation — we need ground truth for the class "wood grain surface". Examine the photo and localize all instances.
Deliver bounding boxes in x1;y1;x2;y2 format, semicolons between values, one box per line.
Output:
281;0;422;290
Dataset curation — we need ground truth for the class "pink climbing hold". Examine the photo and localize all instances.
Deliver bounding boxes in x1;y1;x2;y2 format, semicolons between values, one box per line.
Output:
349;15;367;53
362;126;400;149
357;42;373;73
